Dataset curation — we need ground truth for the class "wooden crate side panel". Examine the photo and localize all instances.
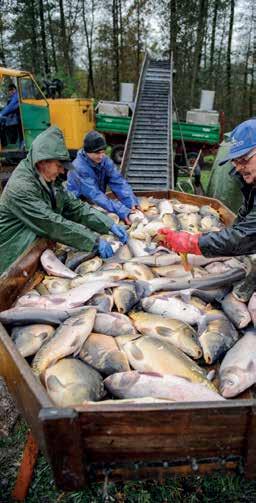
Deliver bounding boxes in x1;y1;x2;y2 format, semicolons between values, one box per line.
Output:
78;406;250;464
0;238;52;311
0;323;52;448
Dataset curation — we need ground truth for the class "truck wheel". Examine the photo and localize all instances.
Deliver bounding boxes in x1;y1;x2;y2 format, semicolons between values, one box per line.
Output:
111;144;124;164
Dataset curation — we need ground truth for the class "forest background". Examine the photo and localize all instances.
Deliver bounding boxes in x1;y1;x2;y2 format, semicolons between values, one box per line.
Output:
0;0;255;130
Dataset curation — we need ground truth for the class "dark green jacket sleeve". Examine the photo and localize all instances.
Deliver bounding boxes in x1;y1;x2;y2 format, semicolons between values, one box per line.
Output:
8;184;108;252
199;208;256;257
61;189;114;234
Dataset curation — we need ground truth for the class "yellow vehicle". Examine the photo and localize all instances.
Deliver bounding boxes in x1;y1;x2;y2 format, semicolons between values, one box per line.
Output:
0;67;95;164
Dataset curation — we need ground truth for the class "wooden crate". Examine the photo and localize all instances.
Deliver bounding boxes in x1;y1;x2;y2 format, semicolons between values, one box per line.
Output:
0;192;255;491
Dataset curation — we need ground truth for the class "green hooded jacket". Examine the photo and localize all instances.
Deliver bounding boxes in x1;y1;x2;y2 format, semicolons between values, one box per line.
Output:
0;126;113;275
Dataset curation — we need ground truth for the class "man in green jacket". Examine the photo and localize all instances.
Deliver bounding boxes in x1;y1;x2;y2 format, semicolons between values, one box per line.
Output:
0;126;125;275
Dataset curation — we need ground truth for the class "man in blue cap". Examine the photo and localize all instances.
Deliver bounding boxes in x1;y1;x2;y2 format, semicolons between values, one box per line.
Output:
157;118;256;298
67;130;139;226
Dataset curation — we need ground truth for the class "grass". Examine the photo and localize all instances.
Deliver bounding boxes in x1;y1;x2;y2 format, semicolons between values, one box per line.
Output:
1;418;256;502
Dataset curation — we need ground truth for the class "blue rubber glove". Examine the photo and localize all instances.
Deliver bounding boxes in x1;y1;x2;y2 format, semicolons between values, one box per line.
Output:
98;239;114;259
111;223;128;244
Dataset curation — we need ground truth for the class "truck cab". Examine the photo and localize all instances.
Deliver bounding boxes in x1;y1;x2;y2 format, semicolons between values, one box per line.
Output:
0;68;50;163
0;67;95;167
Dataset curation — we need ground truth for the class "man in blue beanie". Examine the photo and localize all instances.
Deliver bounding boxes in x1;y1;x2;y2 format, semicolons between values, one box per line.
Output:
157;118;256;300
67;130;139;225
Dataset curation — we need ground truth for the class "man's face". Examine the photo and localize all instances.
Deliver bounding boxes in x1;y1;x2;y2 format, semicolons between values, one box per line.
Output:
87;150;106;164
232;150;256;184
8;88;16;97
37;160;65;182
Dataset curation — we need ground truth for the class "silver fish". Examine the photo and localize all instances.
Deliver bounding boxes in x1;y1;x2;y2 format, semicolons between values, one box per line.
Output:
17;280;117;310
45;357;104;406
122;335;217;392
40;249;77;279
141;296;202;325
113;282;140;314
12;324;55;357
219;329;256;398
75;256;102;275
79;332;130;375
104;371;224;402
32;307;97;377
198;309;239;364
93;312;137;336
221;293;251;329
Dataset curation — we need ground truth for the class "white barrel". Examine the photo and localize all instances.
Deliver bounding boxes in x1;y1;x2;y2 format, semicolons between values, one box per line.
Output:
200;90;215;111
120;83;134;103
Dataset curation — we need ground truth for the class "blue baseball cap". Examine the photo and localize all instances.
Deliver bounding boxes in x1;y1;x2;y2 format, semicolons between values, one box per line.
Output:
219;118;256;165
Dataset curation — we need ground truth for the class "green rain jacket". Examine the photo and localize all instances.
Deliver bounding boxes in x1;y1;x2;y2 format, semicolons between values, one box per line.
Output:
0;126;113;274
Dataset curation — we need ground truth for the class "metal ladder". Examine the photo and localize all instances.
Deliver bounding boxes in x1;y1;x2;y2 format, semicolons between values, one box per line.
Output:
121;52;173;191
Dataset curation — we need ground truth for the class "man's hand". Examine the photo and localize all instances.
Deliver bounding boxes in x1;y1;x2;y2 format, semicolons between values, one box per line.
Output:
157;229;202;255
110;223;128;244
98;239;114;258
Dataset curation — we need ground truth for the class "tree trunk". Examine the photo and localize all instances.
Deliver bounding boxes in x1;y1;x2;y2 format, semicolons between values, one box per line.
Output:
0;9;6;66
226;0;235;112
39;0;50;76
169;0;177;63
29;0;38;74
119;0;124;80
46;0;58;74
190;0;208;107
136;0;141;81
209;0;219;87
112;0;120;100
82;0;95;96
249;8;256;116
59;0;72;76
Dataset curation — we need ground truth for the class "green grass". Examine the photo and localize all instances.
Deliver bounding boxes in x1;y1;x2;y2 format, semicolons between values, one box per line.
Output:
1;419;256;502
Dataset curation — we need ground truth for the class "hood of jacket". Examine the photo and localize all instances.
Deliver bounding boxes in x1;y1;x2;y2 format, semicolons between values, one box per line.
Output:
30;125;70;168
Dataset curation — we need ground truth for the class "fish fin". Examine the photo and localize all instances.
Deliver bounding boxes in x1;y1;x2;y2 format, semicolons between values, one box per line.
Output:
207;369;216;381
247;360;256;377
139;371;163;378
179;289;193;303
156;326;173;337
135;280;151;298
46;375;64;392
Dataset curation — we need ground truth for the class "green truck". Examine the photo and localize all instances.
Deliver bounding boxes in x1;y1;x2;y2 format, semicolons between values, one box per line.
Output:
96;113;221;164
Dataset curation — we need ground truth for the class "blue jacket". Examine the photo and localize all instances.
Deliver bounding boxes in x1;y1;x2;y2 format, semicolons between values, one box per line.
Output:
0;91;19;126
67;149;138;220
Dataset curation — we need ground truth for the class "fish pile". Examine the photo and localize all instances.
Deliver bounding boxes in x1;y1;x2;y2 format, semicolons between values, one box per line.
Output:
2;196;256;408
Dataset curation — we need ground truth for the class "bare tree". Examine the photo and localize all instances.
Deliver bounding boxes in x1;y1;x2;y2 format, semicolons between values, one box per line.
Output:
226;0;235;112
39;0;50;76
81;0;96;96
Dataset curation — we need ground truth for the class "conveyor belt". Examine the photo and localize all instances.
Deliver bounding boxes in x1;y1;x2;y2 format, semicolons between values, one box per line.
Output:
121;53;173;191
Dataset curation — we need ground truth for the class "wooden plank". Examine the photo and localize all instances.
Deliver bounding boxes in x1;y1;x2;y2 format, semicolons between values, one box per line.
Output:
39;407;87;490
12;431;39;501
0;322;52;449
86;457;241;483
76;406;251;464
0;238;53;311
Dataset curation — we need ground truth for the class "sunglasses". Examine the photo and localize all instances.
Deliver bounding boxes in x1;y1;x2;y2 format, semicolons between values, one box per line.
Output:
232;150;256;167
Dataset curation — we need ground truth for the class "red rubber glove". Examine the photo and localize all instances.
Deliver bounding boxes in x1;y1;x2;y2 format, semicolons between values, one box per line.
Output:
157;229;202;255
